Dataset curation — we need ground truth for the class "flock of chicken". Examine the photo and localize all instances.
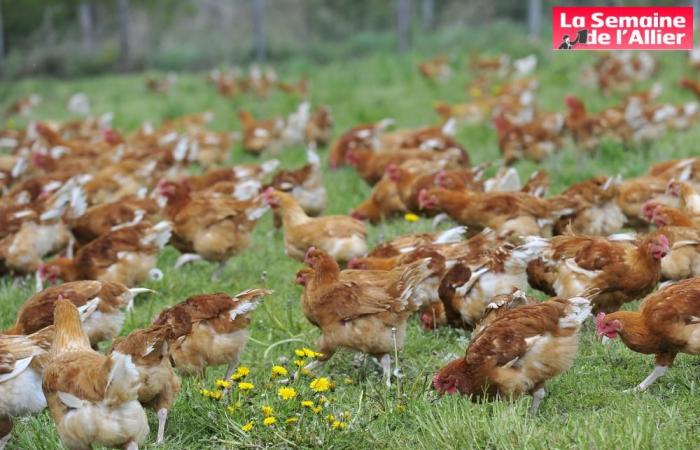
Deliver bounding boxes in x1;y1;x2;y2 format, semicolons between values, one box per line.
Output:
326;116;699;403
1;49;700;450
426;51;700;164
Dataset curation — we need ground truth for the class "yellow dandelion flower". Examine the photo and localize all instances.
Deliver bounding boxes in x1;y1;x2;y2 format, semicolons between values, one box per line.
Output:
404;213;419;222
241;421;254;432
238;382;254;391
231;366;250;381
278;387;297;400
293;359;305;367
302;348;321;358
294;349;306;357
325;414;335;422
285;417;299;424
312;406;323;414
301;400;314;408
200;389;210;397
261;405;274;417
271;365;288;377
227;405;236;413
332;420;347;430
215;379;232;389
309;377;331;392
263;417;277;426
209;391;223;400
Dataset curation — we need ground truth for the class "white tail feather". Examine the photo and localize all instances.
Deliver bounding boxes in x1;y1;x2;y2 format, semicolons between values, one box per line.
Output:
229;289;271;320
559;297;592;328
608;232;637;241
104;352;141;406
516;236;550;262
399;259;435;307
375;118;395;132
441;118;457;136
455;266;488;297
431;213;449;230
306;145;321;167
0;356;33;383
174;253;203;269
672;240;700;249
261;159;280;174
141;221;172;248
125;288;155;311
77;298;100;319
434;226;467;244
58;391;85;409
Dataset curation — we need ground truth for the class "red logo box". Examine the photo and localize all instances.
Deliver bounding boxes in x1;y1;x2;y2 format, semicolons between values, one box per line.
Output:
552;6;693;50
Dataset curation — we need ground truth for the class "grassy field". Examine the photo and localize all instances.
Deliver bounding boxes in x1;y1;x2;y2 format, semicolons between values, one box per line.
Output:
2;30;700;449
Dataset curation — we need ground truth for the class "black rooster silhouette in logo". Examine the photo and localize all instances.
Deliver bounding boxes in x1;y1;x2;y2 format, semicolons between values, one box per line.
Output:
558;29;588;49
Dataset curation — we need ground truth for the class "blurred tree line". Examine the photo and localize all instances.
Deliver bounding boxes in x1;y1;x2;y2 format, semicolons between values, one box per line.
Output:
0;0;659;78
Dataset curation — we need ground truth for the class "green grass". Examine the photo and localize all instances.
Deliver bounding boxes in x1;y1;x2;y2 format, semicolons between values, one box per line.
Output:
2;34;700;449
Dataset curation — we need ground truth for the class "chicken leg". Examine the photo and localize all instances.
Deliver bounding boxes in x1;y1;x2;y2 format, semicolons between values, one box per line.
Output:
224;356;240;381
630;365;668;392
0;434;11;450
529;387;546;415
211;261;227;281
380;354;392;388
294;359;326;381
0;417;10;450
156;408;168;445
34;270;43;292
220;356;241;395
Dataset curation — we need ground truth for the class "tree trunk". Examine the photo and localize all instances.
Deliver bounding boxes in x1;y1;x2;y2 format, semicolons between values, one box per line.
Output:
117;0;130;69
421;0;434;30
42;6;57;48
0;1;4;67
527;0;542;39
396;0;411;54
79;1;95;52
251;0;266;61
